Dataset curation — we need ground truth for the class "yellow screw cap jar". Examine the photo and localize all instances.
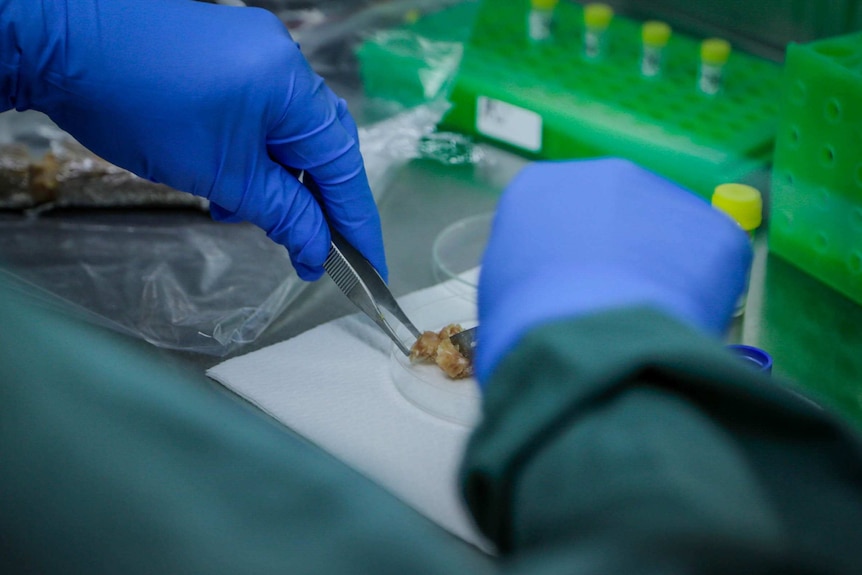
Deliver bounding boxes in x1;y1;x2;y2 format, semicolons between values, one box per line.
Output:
711;183;763;232
584;3;614;30
701;38;732;65
713;183;762;317
642;21;671;47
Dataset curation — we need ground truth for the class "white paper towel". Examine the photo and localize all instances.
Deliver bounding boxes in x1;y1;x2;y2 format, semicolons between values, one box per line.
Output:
206;274;493;553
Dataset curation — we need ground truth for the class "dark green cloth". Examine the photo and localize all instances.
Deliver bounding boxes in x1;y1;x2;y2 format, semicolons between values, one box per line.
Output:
2;277;861;574
0;279;491;574
463;308;862;573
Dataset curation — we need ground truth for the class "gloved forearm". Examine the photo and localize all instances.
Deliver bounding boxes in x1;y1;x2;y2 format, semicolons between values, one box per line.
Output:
466;158;862;571
0;0;386;281
474;158;752;383
462;308;862;573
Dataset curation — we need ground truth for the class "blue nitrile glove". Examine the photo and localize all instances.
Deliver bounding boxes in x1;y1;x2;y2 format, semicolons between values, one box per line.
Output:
0;0;385;281
475;158;752;384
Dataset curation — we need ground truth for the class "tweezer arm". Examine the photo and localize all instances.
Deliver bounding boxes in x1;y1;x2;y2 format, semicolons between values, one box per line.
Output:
323;229;422;356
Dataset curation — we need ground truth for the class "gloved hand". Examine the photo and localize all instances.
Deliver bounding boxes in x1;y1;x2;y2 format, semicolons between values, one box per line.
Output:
1;0;385;281
476;158;752;383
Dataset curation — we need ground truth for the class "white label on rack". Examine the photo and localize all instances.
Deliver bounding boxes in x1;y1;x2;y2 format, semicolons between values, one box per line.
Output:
476;96;542;152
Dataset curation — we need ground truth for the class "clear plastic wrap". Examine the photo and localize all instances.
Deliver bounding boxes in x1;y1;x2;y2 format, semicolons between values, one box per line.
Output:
0;212;300;355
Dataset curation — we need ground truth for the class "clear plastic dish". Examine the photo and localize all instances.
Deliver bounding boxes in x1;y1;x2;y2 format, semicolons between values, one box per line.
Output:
389;296;480;427
432;212;494;297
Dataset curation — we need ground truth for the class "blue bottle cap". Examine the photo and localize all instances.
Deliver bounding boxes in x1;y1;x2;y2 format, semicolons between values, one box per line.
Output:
727;344;773;375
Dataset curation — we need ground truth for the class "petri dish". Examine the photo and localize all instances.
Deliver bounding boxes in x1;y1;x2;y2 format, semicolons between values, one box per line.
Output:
390;295;481;427
432;212;494;295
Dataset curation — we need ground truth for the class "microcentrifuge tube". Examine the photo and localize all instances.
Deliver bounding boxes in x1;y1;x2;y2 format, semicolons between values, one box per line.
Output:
698;38;731;94
711;183;763;316
641;21;671;77
528;0;559;42
583;3;613;59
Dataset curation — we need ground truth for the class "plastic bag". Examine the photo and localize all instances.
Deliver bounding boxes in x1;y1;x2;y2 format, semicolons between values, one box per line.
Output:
0;0;485;356
0;212;300;355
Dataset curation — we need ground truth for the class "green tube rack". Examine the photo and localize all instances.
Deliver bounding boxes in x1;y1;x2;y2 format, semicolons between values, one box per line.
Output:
437;0;783;199
768;32;862;307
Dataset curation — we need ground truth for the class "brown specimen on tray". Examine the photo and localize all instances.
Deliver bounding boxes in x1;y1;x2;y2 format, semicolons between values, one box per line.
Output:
409;323;473;380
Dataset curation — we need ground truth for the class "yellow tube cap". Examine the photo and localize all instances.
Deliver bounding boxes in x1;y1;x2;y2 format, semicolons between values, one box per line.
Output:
711;184;763;231
701;38;732;65
642;21;671;47
584;3;614;29
531;0;559;10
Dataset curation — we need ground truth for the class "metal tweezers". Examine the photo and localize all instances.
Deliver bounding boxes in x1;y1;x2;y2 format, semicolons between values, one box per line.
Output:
324;229;422;356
